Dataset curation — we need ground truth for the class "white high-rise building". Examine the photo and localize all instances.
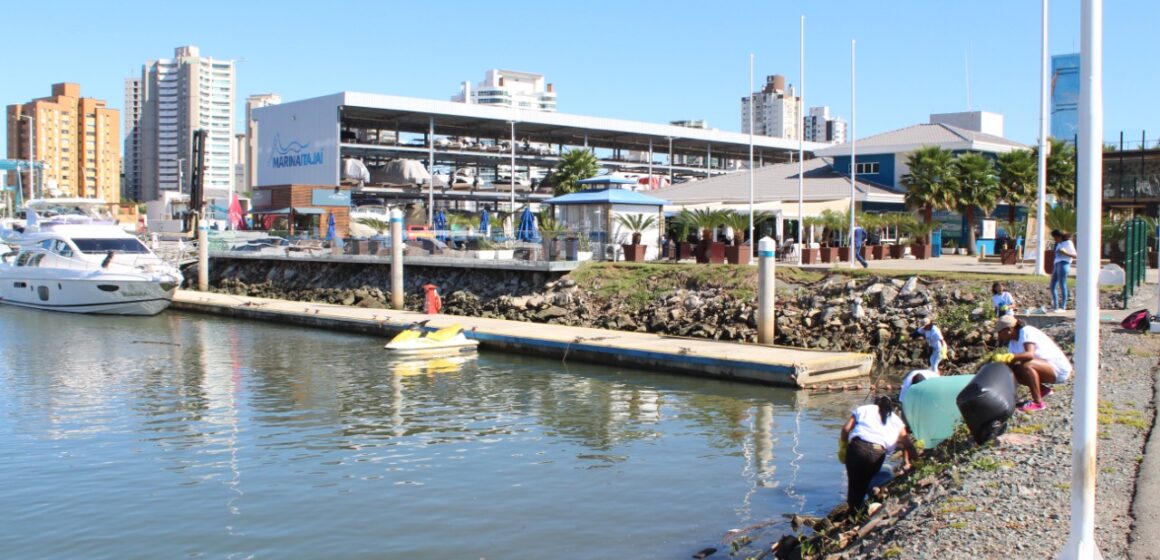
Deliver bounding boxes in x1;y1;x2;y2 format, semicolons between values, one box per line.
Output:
128;45;236;202
803;106;847;144
452;69;557;112
244;93;280;191
741;75;801;140
122;77;143;200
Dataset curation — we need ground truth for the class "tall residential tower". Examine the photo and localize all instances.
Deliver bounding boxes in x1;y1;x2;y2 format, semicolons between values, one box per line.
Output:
803;106;847;144
126;45;236;202
7;83;120;201
741;75;801;140
452;69;557;112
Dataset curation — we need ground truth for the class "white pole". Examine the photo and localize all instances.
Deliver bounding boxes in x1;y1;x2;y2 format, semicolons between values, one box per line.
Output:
849;39;857;268
647;137;653;187
390;208;404;310
668;137;674;185
427;117;435;226
510;120;516;210
1059;0;1103;558
748;53;755;249
797;15;805;266
757;237;776;343
1036;0;1050;276
197;212;209;292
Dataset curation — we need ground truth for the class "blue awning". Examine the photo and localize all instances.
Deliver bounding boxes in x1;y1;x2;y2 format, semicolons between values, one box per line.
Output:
575;176;637;186
545;188;669;206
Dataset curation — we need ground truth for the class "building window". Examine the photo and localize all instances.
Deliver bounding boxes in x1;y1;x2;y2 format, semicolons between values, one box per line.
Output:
850;162;879;175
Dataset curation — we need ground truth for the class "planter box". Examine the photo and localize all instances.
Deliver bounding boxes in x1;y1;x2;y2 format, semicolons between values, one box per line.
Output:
541;239;560;261
678;242;696;260
889;245;907;259
838;246;873;262
1000;249;1019;265
622;244;648;262
696;241;726;264
820;247;840;263
725;244;751;265
475;250;497;259
911;243;932;260
801;248;820;264
494;249;515;260
577;251;594;262
871;245;889;260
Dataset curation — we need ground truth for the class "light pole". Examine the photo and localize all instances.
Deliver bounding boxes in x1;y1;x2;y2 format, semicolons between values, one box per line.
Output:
509;120;517;212
19;115;35;200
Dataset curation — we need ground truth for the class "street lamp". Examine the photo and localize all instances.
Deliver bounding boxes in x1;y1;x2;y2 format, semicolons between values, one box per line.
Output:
19;114;35;200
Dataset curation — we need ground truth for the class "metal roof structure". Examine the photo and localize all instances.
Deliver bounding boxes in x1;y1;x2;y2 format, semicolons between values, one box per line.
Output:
814;123;1027;157
653;158;904;206
545;188;669;206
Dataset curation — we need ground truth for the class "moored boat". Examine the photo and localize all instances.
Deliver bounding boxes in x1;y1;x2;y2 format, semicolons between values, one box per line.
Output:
384;324;479;356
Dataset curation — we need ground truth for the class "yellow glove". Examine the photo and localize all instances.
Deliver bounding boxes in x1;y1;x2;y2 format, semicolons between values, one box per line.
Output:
838;439;848;464
991;352;1014;363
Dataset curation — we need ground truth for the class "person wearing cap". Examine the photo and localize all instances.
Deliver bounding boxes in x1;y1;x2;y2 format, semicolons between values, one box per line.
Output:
898;369;939;405
912;318;947;374
839;395;916;513
994;314;1073;412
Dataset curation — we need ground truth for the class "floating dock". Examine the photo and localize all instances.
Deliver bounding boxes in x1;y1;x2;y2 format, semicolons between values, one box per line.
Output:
172;290;873;388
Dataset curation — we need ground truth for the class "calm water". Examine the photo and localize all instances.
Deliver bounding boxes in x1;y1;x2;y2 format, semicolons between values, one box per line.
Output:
0;306;866;559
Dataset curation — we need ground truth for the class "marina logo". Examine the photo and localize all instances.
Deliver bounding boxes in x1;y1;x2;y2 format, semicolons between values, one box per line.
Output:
271;134;324;168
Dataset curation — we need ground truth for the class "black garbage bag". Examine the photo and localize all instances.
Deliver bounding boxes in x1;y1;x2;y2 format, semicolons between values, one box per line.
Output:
956;362;1017;444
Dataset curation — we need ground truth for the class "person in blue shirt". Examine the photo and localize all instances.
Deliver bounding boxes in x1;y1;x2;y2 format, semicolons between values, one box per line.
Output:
991;282;1015;317
853;225;868;268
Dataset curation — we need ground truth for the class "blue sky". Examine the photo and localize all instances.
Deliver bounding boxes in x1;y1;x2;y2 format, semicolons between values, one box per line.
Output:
4;0;1158;156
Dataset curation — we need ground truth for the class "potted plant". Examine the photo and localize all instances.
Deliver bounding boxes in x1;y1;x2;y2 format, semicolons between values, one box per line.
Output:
721;210;754;265
538;209;565;261
475;236;497;259
494;239;515;261
908;220;938;260
687;208;726;264
819;209;843;263
860;213;887;260
577;234;594;261
889;214;917;259
615;213;657;262
800;215;822;264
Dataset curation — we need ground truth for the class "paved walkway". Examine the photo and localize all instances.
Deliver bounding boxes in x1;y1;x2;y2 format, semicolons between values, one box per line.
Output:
172;290;873;388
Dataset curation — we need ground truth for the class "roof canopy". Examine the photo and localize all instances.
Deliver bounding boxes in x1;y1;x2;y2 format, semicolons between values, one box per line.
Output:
654;158;903;207
545;188;669;206
576;176;637;186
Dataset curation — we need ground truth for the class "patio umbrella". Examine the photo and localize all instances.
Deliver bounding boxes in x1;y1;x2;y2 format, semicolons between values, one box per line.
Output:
479;209;490;237
517;206;537;242
326;212;336;241
434;209;448;242
228;194;245;230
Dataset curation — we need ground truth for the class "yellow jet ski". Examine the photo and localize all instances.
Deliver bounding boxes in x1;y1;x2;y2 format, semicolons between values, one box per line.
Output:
384;324;479;356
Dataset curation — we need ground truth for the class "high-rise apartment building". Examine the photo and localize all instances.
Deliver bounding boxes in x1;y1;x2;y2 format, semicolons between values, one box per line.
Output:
244;93;280;191
127;45;236;202
803;106;847;144
741;75;801;140
452;69;557;112
7;83;120;201
1050;53;1080;142
122;78;143;200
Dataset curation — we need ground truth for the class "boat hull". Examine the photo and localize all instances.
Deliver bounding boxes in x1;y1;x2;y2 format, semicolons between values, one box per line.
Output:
384;339;480;357
0;272;178;316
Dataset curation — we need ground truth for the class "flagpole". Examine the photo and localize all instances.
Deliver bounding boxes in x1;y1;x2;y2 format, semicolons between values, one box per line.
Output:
1059;1;1103;558
748;53;755;249
1036;0;1050;276
797;15;805;266
849;39;857;269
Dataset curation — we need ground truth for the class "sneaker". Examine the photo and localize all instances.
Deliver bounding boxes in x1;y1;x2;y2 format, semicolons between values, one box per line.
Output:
1020;401;1048;413
1054;308;1067;314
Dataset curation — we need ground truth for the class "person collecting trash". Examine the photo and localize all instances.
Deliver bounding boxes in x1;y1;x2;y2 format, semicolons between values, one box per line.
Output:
991;282;1015;317
839;396;916;514
912;318;948;374
992;314;1073;412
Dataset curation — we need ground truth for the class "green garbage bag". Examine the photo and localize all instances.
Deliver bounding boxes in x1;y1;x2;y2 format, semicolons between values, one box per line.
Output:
901;375;973;448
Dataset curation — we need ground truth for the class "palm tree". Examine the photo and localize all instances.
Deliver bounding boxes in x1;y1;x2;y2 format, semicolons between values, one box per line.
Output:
354;217;391;236
686;208;728;241
953;152;1001;255
818;209;845;246
550;149;600;196
997;149;1037;224
720;210;772;246
901;146;957;243
614;213;657;245
1034;138;1076;202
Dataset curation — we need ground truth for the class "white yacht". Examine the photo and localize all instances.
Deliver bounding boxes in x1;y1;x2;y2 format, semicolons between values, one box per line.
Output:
0;200;182;315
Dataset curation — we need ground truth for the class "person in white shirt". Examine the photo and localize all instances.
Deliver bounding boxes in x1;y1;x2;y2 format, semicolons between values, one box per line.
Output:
995;314;1073;412
1050;229;1077;312
898;369;939;404
991;282;1015;317
912;319;948;373
840;396;916;512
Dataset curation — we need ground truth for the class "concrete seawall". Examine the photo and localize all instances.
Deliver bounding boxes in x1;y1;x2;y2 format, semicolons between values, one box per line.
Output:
173;290;874;388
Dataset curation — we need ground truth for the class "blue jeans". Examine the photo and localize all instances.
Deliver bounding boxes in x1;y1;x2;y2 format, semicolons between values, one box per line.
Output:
855;248;868;268
1050;261;1070;310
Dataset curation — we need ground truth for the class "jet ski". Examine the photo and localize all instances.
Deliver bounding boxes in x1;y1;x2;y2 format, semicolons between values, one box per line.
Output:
384;323;479;356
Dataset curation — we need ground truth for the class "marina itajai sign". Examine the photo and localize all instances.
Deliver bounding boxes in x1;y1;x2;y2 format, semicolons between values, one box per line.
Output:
254;94;341;187
271;134;324;169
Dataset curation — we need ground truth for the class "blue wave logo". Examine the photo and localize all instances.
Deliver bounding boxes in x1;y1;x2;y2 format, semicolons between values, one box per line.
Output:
270;133;324;169
273;134;311;155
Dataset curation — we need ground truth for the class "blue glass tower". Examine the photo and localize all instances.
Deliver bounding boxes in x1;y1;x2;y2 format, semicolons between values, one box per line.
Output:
1050;53;1080;142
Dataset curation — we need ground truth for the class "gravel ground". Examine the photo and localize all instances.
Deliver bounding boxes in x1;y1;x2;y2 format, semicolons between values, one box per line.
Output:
848;324;1159;559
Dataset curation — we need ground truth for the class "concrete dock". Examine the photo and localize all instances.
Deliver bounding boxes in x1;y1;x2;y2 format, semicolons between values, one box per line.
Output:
172;290;873;388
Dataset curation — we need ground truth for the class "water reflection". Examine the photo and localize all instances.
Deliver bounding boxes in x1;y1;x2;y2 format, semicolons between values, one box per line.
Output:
0;306;868;559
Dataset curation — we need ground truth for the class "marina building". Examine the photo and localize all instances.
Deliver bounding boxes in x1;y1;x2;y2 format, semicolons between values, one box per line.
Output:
803;106;847;144
741;75;802;140
244;93;281;192
126;45;237;202
6;83;121;201
452;69;557;112
252;91;821;214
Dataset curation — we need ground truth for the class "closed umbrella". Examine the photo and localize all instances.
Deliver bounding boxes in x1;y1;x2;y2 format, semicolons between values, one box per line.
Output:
434;209;448;242
517;206;537;242
479;209;490;238
228;194;245;231
326;212;336;241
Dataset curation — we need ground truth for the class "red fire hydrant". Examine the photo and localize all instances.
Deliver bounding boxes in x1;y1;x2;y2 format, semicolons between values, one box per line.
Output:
423;283;442;315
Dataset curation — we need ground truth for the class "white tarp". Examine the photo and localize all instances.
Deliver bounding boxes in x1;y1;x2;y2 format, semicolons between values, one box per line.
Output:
342;158;371;184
